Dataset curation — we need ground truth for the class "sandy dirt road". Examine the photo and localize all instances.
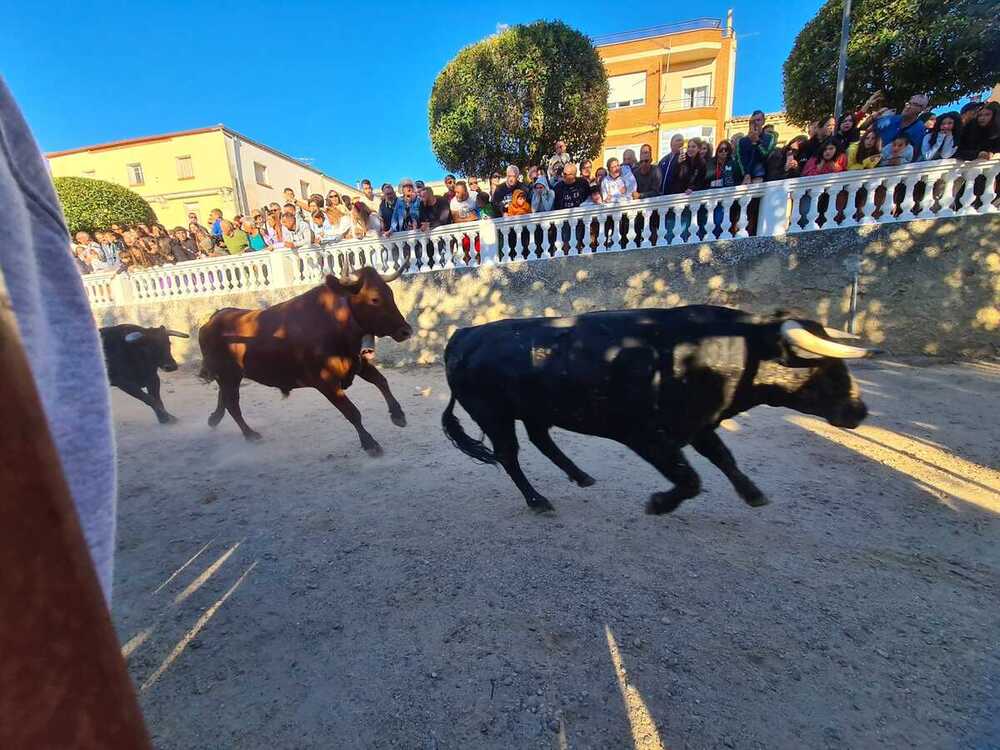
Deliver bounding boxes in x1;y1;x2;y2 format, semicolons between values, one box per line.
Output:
109;360;1000;749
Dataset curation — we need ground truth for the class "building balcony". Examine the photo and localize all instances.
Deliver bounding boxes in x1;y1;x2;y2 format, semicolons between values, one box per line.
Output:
660;96;717;113
592;18;722;47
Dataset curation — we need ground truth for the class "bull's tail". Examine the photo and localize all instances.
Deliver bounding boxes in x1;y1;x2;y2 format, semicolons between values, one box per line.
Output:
441;395;497;465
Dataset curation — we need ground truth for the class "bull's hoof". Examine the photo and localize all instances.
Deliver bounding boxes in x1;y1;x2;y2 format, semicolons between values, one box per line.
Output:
390;411;407;428
207;411;225;428
574;472;596;488
528;498;555;514
364;442;384;457
158;413;178;425
645;492;686;515
743;489;770;508
243;430;263;442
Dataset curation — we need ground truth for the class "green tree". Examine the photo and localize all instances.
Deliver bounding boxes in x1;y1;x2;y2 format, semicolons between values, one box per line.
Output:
783;0;1000;126
53;176;156;233
429;21;608;176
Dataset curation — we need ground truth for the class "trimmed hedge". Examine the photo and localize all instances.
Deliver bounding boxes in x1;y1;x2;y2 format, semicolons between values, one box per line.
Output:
53;176;156;233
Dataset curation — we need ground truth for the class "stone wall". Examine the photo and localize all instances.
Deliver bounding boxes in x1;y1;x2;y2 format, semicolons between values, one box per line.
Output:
96;215;1000;364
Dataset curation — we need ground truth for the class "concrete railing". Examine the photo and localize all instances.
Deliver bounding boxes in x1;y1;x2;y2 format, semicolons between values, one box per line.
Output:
82;156;1000;310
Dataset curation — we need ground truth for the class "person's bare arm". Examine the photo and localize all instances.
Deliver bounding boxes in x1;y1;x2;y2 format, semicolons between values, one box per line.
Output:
0;299;151;750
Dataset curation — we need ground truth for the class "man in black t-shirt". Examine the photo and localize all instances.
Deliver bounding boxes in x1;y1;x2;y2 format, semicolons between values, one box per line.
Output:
552;163;588;210
418;186;452;229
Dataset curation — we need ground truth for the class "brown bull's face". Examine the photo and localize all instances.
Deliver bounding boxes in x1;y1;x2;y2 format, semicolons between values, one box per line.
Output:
327;270;412;342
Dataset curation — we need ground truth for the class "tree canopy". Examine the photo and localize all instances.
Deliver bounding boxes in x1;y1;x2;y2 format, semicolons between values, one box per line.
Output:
783;0;1000;125
53;176;156;234
429;20;608;176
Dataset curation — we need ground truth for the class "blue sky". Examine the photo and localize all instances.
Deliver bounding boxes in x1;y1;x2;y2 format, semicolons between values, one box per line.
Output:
6;0;824;186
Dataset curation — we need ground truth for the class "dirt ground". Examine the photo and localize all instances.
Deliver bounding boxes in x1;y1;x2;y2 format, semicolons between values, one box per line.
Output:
110;359;1000;750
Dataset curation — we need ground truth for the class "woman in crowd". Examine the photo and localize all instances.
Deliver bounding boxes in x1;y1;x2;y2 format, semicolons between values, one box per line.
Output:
803;138;847;175
802;115;836;161
832;112;860;152
593;166;608;186
244;221;268;251
956;102;1000;161
342;202;382;240
707;139;739;187
193;227;216;257
530;177;554;213
698;140;714;164
263;211;282;246
846;129;882;169
672;138;707;193
766;135;808;180
580;159;593;185
920;111;960;161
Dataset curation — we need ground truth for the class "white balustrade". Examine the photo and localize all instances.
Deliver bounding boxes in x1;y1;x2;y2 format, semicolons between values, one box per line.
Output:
82;157;999;311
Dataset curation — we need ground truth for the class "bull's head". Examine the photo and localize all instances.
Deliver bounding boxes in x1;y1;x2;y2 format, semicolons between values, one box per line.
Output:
754;317;875;429
325;264;412;342
123;326;190;372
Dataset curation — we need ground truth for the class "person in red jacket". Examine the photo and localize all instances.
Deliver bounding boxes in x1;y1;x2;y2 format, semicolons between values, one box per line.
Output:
802;139;847;175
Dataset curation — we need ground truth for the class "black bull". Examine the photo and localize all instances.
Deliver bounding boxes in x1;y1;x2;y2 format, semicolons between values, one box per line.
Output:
100;324;190;423
442;305;873;514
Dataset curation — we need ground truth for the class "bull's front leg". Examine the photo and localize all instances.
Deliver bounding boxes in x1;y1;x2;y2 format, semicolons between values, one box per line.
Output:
689;429;768;507
115;380;174;424
146;374;177;424
356;359;406;427
315;383;383;456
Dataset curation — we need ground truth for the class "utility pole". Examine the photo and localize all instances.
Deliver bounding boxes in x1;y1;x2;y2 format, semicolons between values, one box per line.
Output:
833;0;852;120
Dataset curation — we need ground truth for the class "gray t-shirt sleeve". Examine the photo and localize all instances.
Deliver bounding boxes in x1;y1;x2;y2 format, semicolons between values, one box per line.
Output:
0;76;117;601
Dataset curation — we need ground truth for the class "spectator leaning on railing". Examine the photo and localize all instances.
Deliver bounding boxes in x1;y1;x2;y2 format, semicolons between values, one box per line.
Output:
73;107;999;278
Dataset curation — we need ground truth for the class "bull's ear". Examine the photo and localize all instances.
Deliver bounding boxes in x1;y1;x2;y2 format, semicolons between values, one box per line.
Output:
124;331;144;343
326;273;363;295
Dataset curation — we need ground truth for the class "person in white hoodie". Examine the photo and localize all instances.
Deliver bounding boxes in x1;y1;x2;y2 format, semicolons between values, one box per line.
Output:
600;157;637;205
530;176;554;213
920;111;960;161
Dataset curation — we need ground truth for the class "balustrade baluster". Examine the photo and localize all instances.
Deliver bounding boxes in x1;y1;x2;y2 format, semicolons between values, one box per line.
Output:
980;163;1000;214
735;196;751;237
957;166;980;216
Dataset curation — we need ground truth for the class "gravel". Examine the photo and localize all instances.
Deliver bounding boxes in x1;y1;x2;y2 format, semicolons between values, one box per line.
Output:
111;360;1000;749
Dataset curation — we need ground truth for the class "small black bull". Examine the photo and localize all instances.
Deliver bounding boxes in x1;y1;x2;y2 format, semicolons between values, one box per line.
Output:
100;324;190;423
442;305;874;514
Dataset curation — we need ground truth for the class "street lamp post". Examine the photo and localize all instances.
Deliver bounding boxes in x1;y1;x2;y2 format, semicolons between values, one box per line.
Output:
834;0;852;120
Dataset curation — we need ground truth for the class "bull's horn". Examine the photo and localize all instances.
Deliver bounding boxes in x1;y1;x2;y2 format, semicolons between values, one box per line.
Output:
823;326;861;341
379;249;411;283
124;331;144;343
781;321;872;359
165;329;190;338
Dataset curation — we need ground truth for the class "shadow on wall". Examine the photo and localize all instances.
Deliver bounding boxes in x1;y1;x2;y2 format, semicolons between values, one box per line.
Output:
97;215;1000;365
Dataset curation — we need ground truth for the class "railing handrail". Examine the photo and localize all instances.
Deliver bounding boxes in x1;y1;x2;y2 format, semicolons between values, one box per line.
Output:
80;156;999;310
592;18;722;47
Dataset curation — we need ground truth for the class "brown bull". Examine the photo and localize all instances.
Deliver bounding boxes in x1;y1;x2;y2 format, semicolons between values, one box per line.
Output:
198;264;412;455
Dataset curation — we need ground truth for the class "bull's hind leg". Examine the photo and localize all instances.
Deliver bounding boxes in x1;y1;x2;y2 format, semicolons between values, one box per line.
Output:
357;359;406;427
690;430;768;507
207;388;225;427
219;376;261;441
488;420;554;513
628;441;702;514
524;422;595;487
315;383;383;456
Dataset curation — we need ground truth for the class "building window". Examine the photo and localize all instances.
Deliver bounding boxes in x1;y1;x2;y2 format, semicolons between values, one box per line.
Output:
300;180;310;199
607;72;646;110
127;163;144;186
681;74;712;108
82;169;96;178
175;155;194;179
254;162;269;186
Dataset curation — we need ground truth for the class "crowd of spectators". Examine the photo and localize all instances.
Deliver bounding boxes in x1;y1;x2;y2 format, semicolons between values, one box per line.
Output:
72;94;999;275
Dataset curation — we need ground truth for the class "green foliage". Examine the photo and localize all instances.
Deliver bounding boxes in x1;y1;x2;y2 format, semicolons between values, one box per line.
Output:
429;20;608;176
783;0;1000;125
53;176;156;233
